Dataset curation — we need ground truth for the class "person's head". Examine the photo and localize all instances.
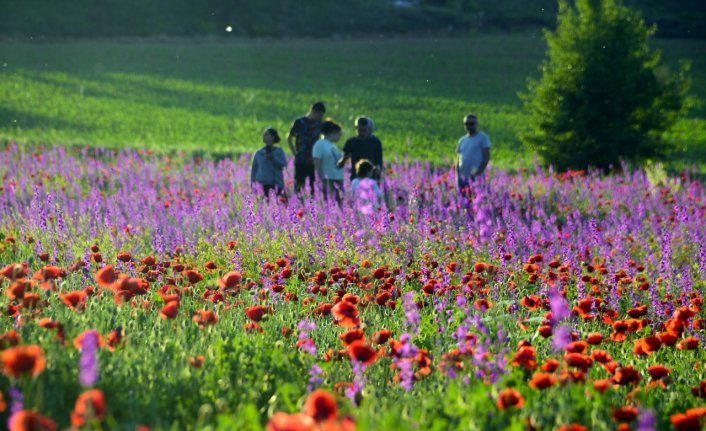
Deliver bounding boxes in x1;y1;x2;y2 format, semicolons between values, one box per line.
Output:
355;116;370;137
320;120;342;142
464;114;478;135
355;159;375;178
309;102;326;121
263;127;280;146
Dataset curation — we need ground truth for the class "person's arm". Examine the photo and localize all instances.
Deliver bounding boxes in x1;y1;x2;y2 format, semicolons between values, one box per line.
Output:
478;147;490;175
287;121;298;156
314;158;324;182
337;153;350;169
250;153;258;185
337;139;351;169
272;148;287;169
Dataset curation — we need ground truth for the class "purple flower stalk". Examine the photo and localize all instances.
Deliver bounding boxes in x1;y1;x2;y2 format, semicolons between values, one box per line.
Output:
79;330;100;386
307;363;323;392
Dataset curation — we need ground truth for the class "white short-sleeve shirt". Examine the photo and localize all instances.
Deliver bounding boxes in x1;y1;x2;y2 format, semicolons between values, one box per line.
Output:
312;138;344;181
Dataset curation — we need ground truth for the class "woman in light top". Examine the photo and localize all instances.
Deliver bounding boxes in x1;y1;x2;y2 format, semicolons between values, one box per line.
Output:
312;120;345;204
250;127;287;198
351;159;383;215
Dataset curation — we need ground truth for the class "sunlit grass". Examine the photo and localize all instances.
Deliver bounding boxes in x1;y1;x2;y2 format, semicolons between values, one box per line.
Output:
0;35;703;169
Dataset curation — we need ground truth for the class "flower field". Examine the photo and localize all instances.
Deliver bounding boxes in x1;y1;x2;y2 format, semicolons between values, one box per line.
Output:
0;142;704;430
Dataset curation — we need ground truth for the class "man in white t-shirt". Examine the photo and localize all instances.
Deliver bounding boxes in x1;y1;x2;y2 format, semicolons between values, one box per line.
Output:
313;120;345;204
456;114;490;195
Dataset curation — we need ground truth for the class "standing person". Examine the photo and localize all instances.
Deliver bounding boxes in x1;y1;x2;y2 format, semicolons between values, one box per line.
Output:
456;114;490;195
337;116;383;181
288;102;326;195
312;120;345;204
251;127;287;198
350;159;383;215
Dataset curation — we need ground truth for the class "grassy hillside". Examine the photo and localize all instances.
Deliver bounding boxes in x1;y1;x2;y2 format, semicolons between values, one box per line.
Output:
1;0;704;39
0;35;704;169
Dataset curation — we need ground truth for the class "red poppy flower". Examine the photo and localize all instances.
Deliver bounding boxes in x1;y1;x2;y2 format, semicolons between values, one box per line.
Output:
647;365;671;379
303;389;338;422
691;380;706;398
339;329;365;345
590;349;613;364
32;265;63;281
538;325;552;338
372;268;386;280
0;263;28;280
511;346;536;370
347;340;379;366
105;328;123;351
141;255;156;266
181;270;204;284
670;411;704;431
8;410;57;431
246;305;270;322
674;307;696;321
556;424;587;431
159;301;179;319
611;405;638;422
95;266;117;288
528;372;555;390
331;301;360;328
627;304;648;318
613;365;641;385
70;389;105;427
266;412;315;431
6;279;34;300
593;379;613;393
59;291;87;311
116;251;132;262
192;309;218;328
189;356;205;368
1;345;46;378
520;295;541;310
564;341;587;354
372;329;391;344
677;337;699;350
0;330;20;350
217;271;242;289
564;353;593;371
473;298;492;311
496;388;524;410
586;333;603;345
541;358;559;373
658;331;679;346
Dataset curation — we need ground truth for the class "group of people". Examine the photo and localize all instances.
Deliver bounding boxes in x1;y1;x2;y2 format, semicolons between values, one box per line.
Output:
250;102;490;211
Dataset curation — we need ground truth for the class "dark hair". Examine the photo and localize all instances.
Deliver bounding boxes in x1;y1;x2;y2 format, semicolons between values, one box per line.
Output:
264;127;281;143
320;120;342;136
311;102;326;113
355;116;369;127
355;159;374;178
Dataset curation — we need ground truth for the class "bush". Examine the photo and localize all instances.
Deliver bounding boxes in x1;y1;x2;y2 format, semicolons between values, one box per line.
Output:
520;0;690;172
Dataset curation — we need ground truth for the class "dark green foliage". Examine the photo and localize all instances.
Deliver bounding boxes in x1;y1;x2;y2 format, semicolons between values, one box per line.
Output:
1;0;704;38
520;0;690;171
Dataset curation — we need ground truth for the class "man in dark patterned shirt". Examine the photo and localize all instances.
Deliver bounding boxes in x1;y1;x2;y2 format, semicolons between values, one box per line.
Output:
288;102;326;194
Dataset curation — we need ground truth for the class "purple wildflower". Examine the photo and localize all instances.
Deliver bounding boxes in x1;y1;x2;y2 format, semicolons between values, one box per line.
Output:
79;330;100;386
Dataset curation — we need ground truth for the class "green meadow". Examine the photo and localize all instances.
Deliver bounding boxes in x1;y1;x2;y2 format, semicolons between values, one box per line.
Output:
0;35;704;169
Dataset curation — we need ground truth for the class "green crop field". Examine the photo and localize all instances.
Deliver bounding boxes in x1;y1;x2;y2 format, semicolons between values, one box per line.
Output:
0;35;704;169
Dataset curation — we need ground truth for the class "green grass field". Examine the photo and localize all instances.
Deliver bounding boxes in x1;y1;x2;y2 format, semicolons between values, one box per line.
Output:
0;35;704;169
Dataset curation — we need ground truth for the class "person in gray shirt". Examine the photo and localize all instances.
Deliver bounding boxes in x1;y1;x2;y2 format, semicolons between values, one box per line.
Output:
456;114;490;195
251;127;287;198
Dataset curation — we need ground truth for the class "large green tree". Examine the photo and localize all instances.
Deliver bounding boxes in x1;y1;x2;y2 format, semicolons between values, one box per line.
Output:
520;0;690;171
